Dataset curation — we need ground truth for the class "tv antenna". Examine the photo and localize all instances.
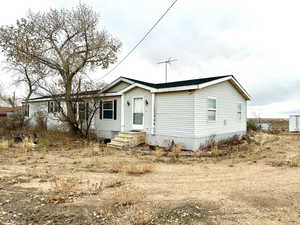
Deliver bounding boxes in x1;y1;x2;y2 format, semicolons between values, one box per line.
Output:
157;57;177;82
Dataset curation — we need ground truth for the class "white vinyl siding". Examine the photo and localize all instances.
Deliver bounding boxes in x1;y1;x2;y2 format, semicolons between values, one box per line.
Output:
26;101;66;129
237;103;242;120
155;91;194;137
105;81;130;93
194;81;247;138
123;87;152;132
94;96;121;137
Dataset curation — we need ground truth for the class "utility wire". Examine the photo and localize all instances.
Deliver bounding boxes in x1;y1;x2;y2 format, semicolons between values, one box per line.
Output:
99;0;179;80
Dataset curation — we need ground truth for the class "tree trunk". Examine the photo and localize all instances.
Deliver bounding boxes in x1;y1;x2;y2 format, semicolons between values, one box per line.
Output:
65;78;82;136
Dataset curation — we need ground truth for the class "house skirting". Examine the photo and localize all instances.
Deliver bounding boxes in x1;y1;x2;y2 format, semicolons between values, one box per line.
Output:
95;130;120;139
93;129;246;151
146;131;246;151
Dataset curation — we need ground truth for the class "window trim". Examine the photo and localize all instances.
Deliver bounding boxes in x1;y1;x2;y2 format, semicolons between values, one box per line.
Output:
132;96;144;129
207;97;217;121
102;100;114;120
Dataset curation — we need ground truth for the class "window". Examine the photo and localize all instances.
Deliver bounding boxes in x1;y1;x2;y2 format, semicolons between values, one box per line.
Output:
77;102;90;121
103;100;113;119
237;103;242;120
133;97;143;125
72;102;77;117
79;103;86;120
208;98;216;121
23;104;29;117
48;101;61;113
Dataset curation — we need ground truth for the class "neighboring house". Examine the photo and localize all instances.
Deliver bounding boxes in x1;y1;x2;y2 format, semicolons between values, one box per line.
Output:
0;106;22;118
24;75;251;150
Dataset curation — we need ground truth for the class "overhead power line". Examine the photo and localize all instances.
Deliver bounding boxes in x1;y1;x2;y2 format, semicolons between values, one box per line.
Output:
99;0;179;80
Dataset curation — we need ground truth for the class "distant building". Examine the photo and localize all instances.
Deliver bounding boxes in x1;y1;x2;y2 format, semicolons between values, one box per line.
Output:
289;115;300;132
0;107;22;118
257;122;272;131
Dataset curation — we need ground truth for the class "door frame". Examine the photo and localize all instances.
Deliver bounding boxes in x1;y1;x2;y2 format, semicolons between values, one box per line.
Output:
132;96;144;130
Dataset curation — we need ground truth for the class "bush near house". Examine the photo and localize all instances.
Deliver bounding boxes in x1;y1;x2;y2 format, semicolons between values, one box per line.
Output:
0;114;28;136
247;120;260;132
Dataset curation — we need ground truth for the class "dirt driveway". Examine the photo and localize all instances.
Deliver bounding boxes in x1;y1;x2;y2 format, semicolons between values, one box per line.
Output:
0;132;300;225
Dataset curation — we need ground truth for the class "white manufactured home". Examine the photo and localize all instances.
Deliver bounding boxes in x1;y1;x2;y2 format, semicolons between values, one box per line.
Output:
25;75;250;150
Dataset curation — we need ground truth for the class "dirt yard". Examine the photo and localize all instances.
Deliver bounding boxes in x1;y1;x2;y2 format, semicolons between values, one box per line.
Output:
0;132;300;225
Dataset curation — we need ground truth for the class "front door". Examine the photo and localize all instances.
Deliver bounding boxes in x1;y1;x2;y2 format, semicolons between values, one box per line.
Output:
132;97;144;130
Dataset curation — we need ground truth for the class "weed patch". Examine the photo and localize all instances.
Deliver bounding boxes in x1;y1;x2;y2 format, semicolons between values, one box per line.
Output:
110;186;145;207
150;202;220;225
110;161;154;175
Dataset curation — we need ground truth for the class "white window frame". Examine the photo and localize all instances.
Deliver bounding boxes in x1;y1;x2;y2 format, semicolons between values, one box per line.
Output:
237;102;242;120
207;97;217;121
132;96;144;130
102;100;114;120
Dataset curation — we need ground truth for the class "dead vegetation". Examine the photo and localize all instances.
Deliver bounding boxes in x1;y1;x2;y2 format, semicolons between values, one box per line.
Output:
1;130;300;225
110;160;154;175
110;186;145;207
269;154;300;167
46;176;84;204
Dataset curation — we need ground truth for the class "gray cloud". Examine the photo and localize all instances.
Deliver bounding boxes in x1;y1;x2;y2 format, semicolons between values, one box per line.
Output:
1;0;300;117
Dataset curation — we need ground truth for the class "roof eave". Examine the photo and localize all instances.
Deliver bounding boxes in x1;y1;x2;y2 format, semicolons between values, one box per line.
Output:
152;76;251;100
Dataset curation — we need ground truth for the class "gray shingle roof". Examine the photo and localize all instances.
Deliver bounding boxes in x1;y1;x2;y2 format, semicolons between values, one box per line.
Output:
122;75;232;89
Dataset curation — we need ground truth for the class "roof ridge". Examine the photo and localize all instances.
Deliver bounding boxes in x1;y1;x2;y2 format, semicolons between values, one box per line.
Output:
123;75;232;85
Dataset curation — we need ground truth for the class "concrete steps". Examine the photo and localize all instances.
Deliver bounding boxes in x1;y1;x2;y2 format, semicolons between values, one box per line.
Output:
107;131;146;149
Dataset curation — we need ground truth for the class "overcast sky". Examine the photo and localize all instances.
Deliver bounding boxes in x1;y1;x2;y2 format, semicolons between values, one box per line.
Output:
1;0;300;118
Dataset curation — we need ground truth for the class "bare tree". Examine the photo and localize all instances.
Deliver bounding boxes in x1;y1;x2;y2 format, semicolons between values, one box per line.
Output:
0;4;121;135
7;62;46;102
35;75;105;137
0;89;18;108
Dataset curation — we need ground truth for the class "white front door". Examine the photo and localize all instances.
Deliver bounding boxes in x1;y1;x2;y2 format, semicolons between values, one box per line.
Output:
132;97;144;130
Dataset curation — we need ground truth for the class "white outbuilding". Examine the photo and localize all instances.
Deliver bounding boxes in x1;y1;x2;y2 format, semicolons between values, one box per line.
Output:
289;115;300;132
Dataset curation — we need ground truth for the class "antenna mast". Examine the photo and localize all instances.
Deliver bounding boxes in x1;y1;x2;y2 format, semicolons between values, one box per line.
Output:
157;57;177;82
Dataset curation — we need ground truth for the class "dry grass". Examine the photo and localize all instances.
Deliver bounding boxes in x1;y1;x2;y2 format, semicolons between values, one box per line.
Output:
86;180;104;195
46;176;83;203
105;179;125;188
154;147;166;159
2;131;300;224
25;167;40;178
170;144;182;160
51;176;82;194
0;138;9;149
110;160;154;175
233;192;290;209
110;186;145;206
125;205;154;225
125;163;154;175
110;160;127;173
270;154;300;167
